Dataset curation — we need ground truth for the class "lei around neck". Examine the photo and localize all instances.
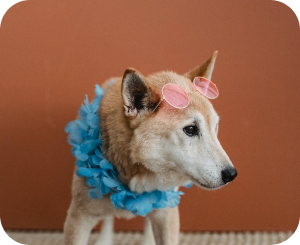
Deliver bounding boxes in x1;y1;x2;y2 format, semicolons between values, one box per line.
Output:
65;83;191;216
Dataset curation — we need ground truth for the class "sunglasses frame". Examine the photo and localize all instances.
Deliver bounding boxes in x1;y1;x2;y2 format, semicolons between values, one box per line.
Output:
193;76;219;99
151;77;218;114
162;83;190;109
152;83;190;114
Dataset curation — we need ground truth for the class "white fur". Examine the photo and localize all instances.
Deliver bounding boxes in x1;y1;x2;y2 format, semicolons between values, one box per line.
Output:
94;216;114;245
142;218;156;245
129;111;233;192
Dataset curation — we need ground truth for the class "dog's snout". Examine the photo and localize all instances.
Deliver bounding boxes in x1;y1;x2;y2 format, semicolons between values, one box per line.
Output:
222;168;237;184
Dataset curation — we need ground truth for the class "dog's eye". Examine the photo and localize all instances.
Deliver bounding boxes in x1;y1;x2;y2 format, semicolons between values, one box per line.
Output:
183;126;199;137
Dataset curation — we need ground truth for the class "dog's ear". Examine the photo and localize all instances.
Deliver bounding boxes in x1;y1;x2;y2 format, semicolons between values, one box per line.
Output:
122;68;158;117
184;51;218;81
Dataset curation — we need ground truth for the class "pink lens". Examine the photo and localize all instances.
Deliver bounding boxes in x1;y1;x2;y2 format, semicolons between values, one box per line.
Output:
162;83;189;108
193;77;219;99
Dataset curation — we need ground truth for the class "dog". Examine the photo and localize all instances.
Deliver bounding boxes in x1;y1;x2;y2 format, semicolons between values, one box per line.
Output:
64;51;237;245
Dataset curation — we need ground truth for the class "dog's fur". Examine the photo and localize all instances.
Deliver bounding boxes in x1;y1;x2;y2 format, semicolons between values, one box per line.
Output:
64;51;237;245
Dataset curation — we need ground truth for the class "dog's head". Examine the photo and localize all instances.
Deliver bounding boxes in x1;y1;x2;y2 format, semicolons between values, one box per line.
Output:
121;51;237;192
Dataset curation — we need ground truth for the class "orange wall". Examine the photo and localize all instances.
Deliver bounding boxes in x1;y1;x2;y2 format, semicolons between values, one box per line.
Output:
0;0;299;231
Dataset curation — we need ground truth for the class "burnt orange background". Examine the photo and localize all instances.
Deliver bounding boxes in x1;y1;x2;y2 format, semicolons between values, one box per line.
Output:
0;0;299;231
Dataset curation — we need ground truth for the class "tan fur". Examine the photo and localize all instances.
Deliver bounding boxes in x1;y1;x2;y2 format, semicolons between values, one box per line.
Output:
64;51;237;245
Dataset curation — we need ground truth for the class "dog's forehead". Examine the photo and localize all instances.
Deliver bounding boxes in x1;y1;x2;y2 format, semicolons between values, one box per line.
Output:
147;71;192;91
148;71;218;124
188;91;219;123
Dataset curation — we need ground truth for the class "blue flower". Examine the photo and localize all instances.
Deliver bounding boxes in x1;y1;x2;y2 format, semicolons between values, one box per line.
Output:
80;140;101;154
77;167;101;177
89;188;103;199
111;190;133;209
166;190;184;208
75;160;87;167
95;84;104;97
125;191;162;216
185;182;193;189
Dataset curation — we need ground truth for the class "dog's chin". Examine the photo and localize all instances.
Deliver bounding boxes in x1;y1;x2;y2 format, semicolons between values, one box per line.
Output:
190;177;227;191
195;182;225;191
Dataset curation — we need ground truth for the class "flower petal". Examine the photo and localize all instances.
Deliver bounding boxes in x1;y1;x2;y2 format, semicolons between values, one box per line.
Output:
111;190;126;209
75;160;87;167
94;148;103;158
185;182;193;189
88;128;99;139
87;113;99;128
166;191;183;208
90;96;100;113
75;119;89;131
77;167;101;177
84;95;91;112
87;176;101;187
89;188;103;199
100;159;113;170
73;150;89;161
91;155;101;166
102;175;122;189
80;140;101;154
125;195;154;217
101;183;111;195
65;121;77;133
78;104;88;119
95;84;104;98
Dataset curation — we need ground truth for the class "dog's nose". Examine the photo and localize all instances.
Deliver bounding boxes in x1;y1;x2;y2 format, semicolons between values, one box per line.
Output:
222;168;237;184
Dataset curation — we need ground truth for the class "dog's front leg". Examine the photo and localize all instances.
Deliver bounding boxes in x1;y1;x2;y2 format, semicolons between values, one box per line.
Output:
142;217;155;245
147;207;180;245
94;215;114;245
64;201;99;245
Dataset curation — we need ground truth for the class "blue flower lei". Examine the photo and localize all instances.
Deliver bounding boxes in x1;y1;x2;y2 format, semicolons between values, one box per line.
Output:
65;83;191;217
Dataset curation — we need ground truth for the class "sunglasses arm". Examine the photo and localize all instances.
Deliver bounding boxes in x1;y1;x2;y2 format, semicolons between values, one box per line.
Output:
150;98;164;115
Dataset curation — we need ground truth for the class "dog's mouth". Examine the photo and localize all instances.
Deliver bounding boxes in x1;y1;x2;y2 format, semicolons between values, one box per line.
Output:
189;175;225;190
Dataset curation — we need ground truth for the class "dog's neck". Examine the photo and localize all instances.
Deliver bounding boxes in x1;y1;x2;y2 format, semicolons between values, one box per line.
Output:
99;79;153;186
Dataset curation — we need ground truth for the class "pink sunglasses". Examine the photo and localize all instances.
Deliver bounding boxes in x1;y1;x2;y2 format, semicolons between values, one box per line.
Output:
152;77;219;112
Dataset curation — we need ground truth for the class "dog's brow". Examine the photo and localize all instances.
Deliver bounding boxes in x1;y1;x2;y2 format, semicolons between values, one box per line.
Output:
185;118;197;125
194;113;205;125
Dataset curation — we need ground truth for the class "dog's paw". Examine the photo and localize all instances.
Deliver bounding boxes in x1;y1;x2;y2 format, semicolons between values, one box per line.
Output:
93;234;113;245
94;239;113;245
141;240;156;245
